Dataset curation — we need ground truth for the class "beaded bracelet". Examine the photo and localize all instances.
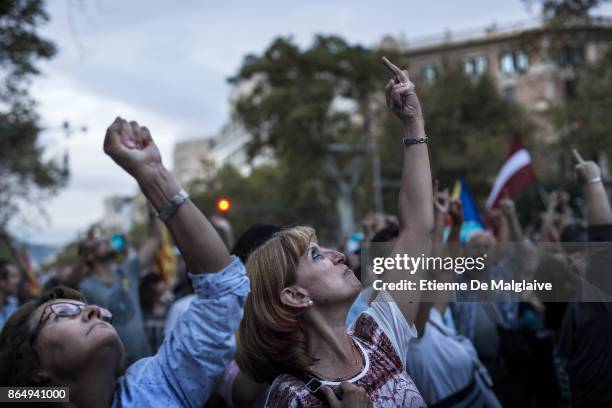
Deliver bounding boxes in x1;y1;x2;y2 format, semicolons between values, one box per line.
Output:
403;136;428;146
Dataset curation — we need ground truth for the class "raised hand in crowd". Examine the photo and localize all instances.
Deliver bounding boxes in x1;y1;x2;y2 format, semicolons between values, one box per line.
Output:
499;190;523;242
557;189;575;230
383;57;424;129
432;180;450;243
382;56;433;333
361;212;384;242
448;199;463;246
491;208;509;242
573;149;612;226
539;191;562;242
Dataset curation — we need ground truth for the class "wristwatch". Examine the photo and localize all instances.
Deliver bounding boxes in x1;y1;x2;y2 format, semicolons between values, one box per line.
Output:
157;189;189;221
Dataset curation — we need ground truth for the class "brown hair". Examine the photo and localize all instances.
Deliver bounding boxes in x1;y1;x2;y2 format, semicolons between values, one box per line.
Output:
236;226;316;383
0;286;85;386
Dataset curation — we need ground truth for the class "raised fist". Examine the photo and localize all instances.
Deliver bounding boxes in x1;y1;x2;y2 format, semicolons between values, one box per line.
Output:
103;117;162;178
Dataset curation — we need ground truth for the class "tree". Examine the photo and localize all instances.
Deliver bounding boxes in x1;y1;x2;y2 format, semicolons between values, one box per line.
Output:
0;0;67;235
551;47;612;165
523;0;610;21
230;35;399;237
521;0;611;177
189;163;301;241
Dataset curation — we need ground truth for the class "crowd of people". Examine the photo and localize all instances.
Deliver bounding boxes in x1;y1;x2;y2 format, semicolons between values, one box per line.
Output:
0;56;610;408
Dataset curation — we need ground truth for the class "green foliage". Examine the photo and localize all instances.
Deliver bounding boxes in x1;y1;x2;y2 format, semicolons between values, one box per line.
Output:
523;0;609;21
551;47;612;162
220;34;536;234
189;163;304;240
230;35;402;236
379;65;534;207
0;0;67;227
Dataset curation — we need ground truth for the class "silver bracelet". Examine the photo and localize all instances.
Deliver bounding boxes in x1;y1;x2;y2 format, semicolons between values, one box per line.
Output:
403;136;428;146
157;189;189;221
587;177;602;185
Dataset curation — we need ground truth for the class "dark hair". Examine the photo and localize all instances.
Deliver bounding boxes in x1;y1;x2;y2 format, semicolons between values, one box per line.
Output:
139;273;164;314
0;286;85;386
232;223;282;263
560;221;587;243
560;221;588;253
371;223;400;243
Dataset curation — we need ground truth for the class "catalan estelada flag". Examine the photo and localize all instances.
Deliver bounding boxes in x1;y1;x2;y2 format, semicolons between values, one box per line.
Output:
450;178;485;242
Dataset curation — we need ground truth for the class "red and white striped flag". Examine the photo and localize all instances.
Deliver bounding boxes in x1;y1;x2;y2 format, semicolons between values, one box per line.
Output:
486;136;536;211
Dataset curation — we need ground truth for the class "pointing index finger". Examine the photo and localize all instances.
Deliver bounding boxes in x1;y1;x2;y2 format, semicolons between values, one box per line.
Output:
572;149;584;164
382;56;408;82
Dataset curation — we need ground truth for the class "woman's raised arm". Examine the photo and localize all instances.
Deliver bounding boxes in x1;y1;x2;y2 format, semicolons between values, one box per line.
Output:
381;57;433;324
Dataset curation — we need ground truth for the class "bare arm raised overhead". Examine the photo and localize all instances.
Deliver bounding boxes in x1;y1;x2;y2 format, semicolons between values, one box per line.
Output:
381;57;433;325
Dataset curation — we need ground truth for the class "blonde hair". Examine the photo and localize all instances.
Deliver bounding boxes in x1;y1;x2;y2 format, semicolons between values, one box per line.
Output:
236;226;316;383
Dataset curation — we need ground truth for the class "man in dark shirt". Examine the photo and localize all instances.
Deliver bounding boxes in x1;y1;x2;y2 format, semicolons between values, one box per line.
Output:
558;150;612;407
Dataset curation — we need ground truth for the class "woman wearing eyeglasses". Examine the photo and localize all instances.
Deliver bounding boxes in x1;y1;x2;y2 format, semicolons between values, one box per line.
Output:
0;117;249;407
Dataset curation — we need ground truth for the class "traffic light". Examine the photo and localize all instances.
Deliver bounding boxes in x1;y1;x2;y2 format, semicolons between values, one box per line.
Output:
217;197;231;213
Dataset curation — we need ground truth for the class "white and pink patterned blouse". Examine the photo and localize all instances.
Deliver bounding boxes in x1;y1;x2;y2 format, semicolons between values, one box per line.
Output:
265;291;428;408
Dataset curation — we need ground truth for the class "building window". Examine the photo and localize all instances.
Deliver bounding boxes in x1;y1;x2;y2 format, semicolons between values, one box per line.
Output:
463;56;488;76
502;86;516;102
557;46;584;67
499;50;529;75
420;64;439;84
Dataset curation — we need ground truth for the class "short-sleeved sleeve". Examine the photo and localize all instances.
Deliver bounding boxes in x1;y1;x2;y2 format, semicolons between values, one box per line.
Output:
362;290;417;369
113;256;249;407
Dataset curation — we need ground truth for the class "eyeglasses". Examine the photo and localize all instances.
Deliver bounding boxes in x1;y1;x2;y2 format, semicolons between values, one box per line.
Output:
30;302;113;344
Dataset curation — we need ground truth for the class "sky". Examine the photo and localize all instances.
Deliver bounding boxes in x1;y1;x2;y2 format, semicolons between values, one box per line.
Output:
10;0;612;246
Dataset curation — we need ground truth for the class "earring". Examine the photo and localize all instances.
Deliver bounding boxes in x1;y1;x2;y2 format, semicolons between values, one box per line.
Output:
307;299;314;306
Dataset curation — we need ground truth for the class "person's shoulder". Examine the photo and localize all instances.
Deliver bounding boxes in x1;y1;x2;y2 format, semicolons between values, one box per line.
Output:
118;254;140;273
189;256;249;299
173;294;196;310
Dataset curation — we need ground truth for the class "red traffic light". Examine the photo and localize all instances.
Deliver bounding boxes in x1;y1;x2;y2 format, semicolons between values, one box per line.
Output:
217;198;231;213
